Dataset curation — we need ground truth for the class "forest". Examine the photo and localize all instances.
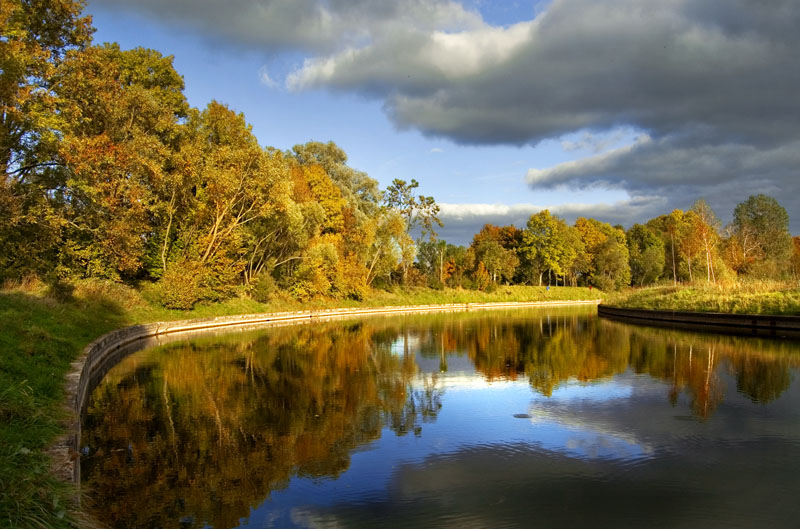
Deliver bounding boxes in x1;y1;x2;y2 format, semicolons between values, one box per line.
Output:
3;0;799;310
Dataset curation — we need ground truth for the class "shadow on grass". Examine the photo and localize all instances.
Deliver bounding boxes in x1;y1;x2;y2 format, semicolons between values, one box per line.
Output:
0;289;131;529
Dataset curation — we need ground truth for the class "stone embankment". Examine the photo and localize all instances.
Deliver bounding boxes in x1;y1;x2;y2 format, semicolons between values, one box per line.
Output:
598;304;800;338
54;299;600;484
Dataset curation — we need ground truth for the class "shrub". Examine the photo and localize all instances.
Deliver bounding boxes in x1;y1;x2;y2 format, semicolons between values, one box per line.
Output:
250;273;278;303
157;262;204;309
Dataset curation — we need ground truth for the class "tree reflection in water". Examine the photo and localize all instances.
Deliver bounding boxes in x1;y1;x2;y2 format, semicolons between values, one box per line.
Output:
82;309;800;528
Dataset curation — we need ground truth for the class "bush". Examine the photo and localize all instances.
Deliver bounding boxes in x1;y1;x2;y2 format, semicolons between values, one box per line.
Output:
157;262;204;309
473;262;491;291
250;273;278;303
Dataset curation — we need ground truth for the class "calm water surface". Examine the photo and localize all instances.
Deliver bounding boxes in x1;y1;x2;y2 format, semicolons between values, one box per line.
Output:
82;307;800;528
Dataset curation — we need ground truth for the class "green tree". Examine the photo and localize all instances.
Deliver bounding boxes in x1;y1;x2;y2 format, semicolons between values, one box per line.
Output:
627;224;665;286
728;194;793;277
521;210;575;286
575;217;630;289
383;178;443;241
382;178;442;283
469;224;519;285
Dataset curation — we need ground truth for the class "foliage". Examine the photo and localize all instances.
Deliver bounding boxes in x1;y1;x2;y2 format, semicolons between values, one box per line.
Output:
725;194;793;277
627;224;665;286
468;224;519;285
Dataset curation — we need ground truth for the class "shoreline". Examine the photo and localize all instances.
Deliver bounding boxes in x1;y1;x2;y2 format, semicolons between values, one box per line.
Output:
54;299;601;487
598;304;800;339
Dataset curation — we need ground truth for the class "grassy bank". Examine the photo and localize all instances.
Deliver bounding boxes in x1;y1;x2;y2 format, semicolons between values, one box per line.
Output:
0;280;600;529
607;281;800;315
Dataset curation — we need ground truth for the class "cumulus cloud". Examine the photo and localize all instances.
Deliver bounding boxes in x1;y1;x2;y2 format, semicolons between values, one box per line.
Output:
92;0;800;231
88;0;483;52
288;0;800;146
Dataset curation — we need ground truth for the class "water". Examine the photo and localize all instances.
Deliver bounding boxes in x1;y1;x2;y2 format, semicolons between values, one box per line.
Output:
81;307;800;528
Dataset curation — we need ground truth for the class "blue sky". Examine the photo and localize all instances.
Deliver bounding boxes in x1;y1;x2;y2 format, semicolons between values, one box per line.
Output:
85;0;800;243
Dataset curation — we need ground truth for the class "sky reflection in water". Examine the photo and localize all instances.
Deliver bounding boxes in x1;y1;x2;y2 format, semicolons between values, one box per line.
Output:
82;307;800;528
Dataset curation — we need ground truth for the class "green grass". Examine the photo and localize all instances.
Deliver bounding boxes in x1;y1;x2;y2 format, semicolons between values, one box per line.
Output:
607;280;800;315
0;280;601;528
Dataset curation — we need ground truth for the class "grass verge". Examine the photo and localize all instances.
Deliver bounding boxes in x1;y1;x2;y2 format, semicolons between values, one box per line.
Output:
607;280;800;315
0;280;601;528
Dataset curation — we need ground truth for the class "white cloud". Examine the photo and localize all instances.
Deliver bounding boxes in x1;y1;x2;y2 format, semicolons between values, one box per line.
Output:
258;66;279;89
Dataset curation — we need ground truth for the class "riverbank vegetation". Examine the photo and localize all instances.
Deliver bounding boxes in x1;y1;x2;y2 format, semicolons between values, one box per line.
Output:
0;279;599;528
608;281;800;315
3;1;798;317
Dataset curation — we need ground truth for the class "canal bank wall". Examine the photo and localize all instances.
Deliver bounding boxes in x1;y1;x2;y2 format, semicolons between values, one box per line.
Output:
54;299;601;485
598;304;800;339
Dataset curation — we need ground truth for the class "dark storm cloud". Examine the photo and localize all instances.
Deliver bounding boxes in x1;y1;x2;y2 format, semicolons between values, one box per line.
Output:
291;0;800;146
526;135;800;232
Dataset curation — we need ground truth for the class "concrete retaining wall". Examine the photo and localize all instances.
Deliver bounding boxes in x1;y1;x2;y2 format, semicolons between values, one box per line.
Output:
598;304;800;338
52;299;600;484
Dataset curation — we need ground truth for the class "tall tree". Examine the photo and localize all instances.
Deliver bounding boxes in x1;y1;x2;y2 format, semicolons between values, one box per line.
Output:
55;44;189;278
0;0;93;279
575;217;630;290
468;224;519;285
383;178;442;282
687;199;721;283
521;210;583;286
627;224;665;286
728;194;793;277
292;141;380;218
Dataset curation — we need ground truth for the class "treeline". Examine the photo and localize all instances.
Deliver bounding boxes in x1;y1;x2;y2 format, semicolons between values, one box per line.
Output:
2;1;798;309
1;1;444;307
418;195;798;292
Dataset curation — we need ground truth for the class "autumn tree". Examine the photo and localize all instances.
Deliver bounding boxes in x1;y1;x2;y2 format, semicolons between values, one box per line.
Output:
364;208;409;287
292;141;380;218
54;44;189;278
520;210;581;286
468;224;520;285
0;0;93;279
685;199;721;283
156;102;290;307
